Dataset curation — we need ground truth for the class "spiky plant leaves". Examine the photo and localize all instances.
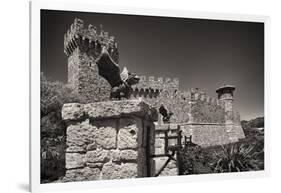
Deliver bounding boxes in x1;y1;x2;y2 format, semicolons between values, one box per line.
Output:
212;142;264;173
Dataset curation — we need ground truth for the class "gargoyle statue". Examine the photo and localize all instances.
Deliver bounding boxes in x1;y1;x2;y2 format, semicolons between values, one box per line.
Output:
159;105;174;123
96;47;140;100
110;67;140;99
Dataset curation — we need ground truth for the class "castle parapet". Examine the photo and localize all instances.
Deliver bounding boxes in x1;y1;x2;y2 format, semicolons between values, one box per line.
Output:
64;18;119;63
132;76;180;93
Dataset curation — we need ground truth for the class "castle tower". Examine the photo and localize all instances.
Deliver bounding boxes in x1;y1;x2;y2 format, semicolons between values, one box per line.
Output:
64;18;119;102
216;85;235;124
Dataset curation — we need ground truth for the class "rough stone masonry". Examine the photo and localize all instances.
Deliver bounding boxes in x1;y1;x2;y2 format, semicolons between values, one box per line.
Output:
61;100;157;181
62;18;246;180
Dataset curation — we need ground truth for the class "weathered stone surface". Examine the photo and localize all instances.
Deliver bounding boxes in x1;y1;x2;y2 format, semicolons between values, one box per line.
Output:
120;150;137;161
118;119;139;149
86;162;104;168
110;150;121;162
181;124;232;147
61;99;159;181
67;47;111;103
65;19;119;104
86;142;97;151
65;153;85;169
102;162;137;179
66;119;97;152
62;100;158;121
132;76;179;93
63;167;101;182
85;100;153;119
93;120;117;149
226;124;239;143
85;149;110;163
62;103;84;121
233;124;246;139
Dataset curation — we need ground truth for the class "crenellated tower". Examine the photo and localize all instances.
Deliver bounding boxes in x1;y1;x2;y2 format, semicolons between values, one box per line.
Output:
64;18;119;102
216;85;235;124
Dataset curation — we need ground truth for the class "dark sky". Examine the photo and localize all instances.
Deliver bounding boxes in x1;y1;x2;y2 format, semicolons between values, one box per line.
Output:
41;10;264;120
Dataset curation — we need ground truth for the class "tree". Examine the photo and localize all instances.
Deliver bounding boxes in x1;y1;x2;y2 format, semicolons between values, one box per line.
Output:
40;73;86;182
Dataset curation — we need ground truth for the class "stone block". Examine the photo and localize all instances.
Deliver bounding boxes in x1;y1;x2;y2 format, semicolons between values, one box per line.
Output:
85;149;110;163
62;103;84;121
120;150;137;161
84;100;157;121
110;149;121;162
94;120;117;149
117;119;139;149
63;167;101;182
86;142;97;151
65;153;85;169
66;119;97;152
101;162;137;179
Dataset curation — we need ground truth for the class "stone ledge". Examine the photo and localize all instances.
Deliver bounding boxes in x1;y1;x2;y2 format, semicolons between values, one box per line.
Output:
62;99;158;122
155;123;179;131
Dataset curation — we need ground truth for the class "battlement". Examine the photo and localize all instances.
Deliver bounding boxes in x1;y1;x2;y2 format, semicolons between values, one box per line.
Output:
64;18;119;63
133;75;179;91
175;89;219;105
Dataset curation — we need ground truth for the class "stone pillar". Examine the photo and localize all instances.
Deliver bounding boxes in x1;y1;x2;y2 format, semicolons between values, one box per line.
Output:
61;100;157;182
216;85;239;142
216;85;235;123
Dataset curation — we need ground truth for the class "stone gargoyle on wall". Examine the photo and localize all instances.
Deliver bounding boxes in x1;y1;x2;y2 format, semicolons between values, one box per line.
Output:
96;47;140;100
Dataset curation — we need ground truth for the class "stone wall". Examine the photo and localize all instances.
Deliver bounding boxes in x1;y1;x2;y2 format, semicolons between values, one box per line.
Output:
68;48;111;102
180;122;246;147
61;100;157;182
132;76;179;93
181;123;233;147
233;124;246;139
131;88;225;125
190;100;225;123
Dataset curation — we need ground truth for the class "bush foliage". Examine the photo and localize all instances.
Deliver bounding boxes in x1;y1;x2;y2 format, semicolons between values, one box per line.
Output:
40;74;87;183
179;135;264;175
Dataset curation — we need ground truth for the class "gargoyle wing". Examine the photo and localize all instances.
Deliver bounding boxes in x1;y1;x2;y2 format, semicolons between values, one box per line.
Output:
120;67;129;82
96;47;122;87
